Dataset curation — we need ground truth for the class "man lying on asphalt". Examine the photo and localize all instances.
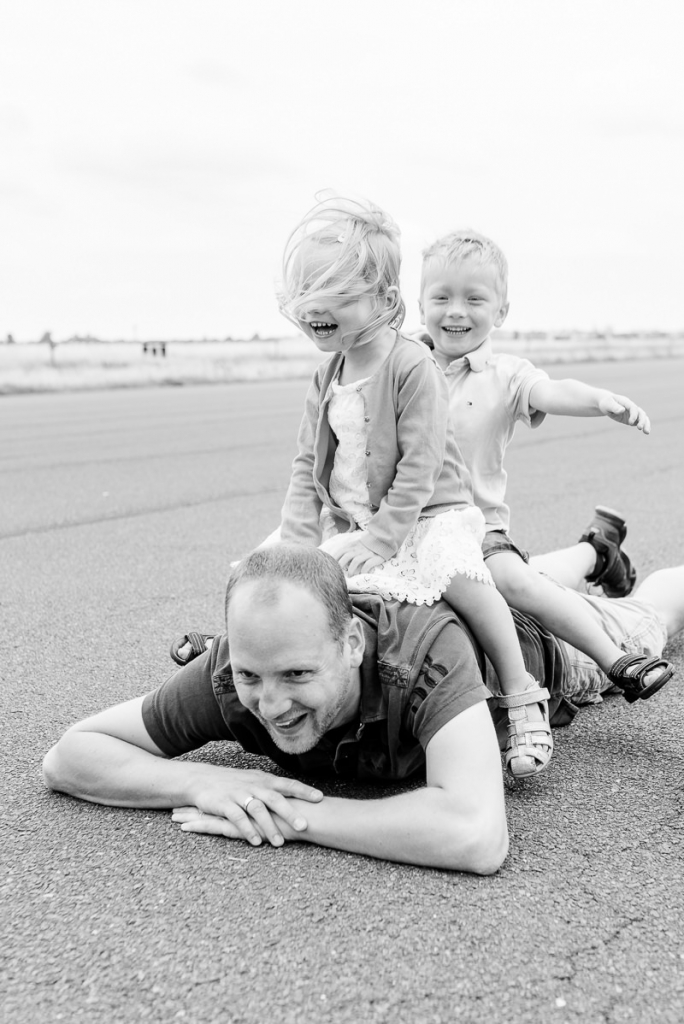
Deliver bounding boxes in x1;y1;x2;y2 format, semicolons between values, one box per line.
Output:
43;542;679;875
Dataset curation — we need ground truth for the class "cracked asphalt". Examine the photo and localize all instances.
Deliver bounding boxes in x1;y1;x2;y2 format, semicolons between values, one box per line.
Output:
1;359;683;1023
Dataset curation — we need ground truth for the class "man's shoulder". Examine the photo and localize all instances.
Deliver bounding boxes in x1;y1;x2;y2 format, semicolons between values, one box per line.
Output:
351;592;484;674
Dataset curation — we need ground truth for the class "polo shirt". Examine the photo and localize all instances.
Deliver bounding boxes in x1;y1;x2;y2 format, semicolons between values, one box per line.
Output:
439;336;549;534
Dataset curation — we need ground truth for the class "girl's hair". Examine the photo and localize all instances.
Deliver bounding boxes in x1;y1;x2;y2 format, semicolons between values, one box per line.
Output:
278;192;405;344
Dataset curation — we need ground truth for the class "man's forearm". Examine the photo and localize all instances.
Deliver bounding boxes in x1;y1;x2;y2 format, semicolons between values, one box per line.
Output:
281;785;508;875
43;731;201;808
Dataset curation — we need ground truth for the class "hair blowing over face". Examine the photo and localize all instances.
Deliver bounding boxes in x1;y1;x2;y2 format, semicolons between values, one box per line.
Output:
225;544;354;647
278;192;405;340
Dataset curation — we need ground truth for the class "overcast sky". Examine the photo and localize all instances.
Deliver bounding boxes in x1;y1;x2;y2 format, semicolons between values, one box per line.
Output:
1;0;683;341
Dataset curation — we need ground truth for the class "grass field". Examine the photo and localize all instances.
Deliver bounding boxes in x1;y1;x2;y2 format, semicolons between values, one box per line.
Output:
1;333;682;394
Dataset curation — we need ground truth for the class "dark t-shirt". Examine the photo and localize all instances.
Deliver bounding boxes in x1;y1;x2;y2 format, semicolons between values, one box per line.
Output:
142;596;569;783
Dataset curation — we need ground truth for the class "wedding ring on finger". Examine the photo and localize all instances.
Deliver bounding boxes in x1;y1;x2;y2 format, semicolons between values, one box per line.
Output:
242;796;255;814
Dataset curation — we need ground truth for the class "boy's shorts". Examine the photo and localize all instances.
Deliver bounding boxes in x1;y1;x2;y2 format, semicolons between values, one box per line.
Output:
557;591;668;705
482;529;529;564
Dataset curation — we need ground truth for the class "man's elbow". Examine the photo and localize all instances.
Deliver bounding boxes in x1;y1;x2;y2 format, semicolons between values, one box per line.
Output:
467;819;509;875
42;736;79;795
443;812;509;875
43;743;65;792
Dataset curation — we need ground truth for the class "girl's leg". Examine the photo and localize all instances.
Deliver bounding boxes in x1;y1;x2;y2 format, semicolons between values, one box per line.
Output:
442;573;535;698
443;572;552;778
529;542;596;590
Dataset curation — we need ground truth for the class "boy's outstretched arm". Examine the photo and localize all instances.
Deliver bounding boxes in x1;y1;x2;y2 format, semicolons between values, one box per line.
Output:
528;378;650;433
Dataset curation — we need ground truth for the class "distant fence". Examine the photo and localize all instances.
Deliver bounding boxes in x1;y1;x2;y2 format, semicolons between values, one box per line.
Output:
1;333;683;394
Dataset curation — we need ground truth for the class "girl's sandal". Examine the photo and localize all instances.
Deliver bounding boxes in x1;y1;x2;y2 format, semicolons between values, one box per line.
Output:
498;682;553;779
170;632;217;667
607;654;674;704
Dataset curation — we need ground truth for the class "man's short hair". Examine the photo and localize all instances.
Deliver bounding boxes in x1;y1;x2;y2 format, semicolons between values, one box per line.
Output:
421;229;508;301
225;543;354;646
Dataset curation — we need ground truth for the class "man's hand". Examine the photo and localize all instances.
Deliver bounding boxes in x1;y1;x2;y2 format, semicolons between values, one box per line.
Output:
172;802;297;846
179;766;323;848
320;533;385;576
597;391;651;433
42;696;323;849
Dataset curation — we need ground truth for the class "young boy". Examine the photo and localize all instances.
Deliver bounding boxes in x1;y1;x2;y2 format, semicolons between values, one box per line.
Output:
418;230;673;776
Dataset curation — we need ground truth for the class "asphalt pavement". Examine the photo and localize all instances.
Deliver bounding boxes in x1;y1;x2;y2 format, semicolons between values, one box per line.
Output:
1;359;683;1023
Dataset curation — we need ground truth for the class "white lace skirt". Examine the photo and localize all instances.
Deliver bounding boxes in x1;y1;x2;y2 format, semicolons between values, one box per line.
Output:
320;505;494;606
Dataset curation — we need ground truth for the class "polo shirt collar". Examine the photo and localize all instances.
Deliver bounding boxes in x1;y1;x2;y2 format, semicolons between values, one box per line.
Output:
462;335;492;372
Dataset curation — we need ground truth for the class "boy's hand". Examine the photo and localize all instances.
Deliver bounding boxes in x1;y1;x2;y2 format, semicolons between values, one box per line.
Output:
598;391;651;434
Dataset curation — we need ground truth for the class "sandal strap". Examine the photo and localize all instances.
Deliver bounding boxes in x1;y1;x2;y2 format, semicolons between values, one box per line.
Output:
608;654;673;687
507;719;553;737
608;653;647;681
506;738;552;761
185;631;213;657
496;687;550;709
170;631;216;666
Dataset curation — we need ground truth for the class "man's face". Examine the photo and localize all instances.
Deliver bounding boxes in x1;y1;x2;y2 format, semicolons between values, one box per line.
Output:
227;580;364;754
420;257;508;369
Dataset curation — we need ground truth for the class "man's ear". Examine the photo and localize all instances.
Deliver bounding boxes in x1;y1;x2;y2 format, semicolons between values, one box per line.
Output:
495;300;510;328
347;617;365;667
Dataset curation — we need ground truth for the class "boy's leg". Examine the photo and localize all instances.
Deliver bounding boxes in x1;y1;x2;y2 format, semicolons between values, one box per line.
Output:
529;507;636;598
489;551;627;673
529;543;596;590
551;582;675;706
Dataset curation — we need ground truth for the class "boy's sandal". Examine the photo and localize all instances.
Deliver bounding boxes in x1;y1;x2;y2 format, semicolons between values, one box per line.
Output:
170;632;217;667
497;684;553;779
607;654;674;704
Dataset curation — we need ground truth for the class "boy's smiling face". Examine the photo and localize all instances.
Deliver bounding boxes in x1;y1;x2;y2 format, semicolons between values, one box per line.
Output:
419;257;509;369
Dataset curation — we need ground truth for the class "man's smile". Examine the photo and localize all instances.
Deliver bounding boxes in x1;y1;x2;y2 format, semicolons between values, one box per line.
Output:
267;710;309;733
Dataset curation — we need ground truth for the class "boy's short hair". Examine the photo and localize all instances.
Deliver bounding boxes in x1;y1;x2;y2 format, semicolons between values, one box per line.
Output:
421;230;508;301
225;543;354;648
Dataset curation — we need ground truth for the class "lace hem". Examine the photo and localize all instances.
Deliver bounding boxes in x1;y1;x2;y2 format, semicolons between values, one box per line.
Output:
337;506;495;606
347;562;494;606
